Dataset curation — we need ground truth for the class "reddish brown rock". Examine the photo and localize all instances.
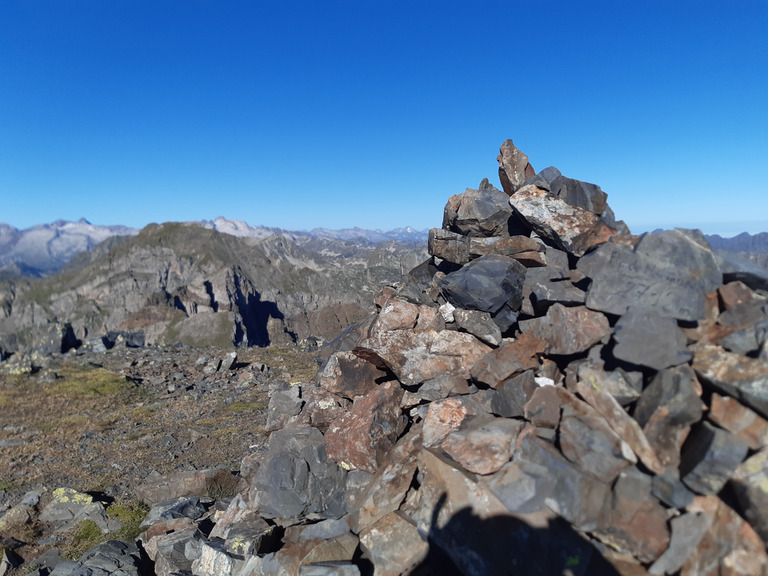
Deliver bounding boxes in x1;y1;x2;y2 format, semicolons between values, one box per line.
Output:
354;329;491;385
683;495;768;576
719;280;764;311
414;305;445;331
422;398;472;448
709;393;768;449
374;298;420;331
594;468;670;564
324;381;405;474
498;138;535;195
509;185;617;256
519;304;611;355
347;426;422;533
470;332;547;388
576;381;664;474
359;511;429;576
680;289;721;344
440;416;523;475
300;386;351;431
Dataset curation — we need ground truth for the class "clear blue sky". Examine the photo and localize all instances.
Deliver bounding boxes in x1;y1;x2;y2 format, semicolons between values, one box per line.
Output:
2;1;766;236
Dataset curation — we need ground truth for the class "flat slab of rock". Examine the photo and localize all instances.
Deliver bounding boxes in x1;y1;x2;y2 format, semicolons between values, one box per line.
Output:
354;329;491;386
509;185;616;256
577;229;722;321
429;228;544;266
709;392;768;449
359;511;428;576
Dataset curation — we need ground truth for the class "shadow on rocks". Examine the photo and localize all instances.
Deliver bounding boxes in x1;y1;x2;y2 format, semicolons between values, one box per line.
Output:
411;495;621;576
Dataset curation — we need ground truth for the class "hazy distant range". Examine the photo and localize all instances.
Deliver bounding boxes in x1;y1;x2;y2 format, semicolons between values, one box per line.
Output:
1;216;767;279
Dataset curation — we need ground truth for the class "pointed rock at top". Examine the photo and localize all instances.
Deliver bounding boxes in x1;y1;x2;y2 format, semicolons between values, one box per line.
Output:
497;139;535;195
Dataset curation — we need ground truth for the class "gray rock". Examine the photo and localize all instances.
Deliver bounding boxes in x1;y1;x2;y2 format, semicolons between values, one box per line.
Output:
715;249;768;292
442;182;515;238
491;432;611;530
651;472;695;509
452;308;502;347
731;448;768;543
141;497;208;528
299;563;361;576
549;174;608;216
252;425;347;521
648;512;711;575
578;229;722;321
490;371;539;418
634;365;705;469
680;421;750;495
521;165;561;191
559;393;634;483
266;380;304;432
612;307;691;370
441;255;526;326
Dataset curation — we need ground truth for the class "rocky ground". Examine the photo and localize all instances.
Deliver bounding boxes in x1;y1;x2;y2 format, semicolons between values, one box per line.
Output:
0;341;319;572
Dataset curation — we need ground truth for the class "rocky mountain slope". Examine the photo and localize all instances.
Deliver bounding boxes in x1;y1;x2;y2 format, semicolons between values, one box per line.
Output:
3;139;768;575
0;223;426;354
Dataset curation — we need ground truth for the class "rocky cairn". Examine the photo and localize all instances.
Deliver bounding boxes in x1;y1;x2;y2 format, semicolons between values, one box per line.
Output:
9;140;768;575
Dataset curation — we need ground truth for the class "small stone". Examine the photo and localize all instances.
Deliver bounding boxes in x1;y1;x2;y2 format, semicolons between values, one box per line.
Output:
422;398;472;448
491;370;539;418
442;183;515;237
652;472;696;509
523;386;562;429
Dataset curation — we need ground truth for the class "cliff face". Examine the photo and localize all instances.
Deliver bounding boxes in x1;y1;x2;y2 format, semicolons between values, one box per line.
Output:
0;222;426;350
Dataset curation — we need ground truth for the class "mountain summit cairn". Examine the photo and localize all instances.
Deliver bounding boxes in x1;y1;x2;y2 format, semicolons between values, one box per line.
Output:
5;140;768;575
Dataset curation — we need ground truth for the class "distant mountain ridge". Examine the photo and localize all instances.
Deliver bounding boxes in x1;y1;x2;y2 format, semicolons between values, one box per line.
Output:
1;217;430;278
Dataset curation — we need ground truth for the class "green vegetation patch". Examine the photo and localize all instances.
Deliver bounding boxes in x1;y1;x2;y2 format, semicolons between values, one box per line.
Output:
55;364;129;398
228;400;267;413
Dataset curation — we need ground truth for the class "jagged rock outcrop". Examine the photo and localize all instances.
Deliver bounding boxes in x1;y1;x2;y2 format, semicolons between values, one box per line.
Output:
6;140;768;575
0;223;427;351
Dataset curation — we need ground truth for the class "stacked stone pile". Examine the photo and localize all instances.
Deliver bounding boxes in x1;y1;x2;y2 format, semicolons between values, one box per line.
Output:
48;140;768;575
